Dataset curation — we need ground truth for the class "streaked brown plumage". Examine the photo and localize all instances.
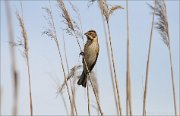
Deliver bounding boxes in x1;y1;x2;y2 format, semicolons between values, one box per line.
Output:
77;30;99;88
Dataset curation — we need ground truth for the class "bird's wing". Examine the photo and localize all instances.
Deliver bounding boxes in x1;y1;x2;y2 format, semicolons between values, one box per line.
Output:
89;51;99;71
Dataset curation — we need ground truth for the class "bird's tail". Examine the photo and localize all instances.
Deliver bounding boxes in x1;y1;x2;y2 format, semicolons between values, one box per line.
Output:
77;71;87;88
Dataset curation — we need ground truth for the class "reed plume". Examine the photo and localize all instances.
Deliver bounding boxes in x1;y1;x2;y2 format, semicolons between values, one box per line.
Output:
16;9;33;115
152;0;177;115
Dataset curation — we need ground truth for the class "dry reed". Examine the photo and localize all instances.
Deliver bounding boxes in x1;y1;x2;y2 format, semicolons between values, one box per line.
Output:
67;2;91;113
58;65;82;115
63;30;76;115
16;11;33;116
87;85;91;116
97;0;124;115
58;65;82;92
83;60;103;115
57;0;103;115
42;4;77;115
59;64;99;116
59;66;99;100
143;1;156;116
125;0;132;115
62;31;77;116
5;1;19;115
71;76;78;116
98;3;119;115
152;0;177;115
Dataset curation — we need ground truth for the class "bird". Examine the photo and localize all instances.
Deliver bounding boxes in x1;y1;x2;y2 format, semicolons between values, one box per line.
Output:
77;30;99;88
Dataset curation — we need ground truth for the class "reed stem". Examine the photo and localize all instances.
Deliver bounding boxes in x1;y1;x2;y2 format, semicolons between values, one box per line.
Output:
143;2;156;115
126;0;132;115
106;20;122;116
100;8;119;115
87;85;91;116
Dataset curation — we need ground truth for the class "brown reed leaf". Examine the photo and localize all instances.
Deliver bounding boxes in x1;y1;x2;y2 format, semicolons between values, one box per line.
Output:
92;0;124;21
109;5;124;16
43;3;77;115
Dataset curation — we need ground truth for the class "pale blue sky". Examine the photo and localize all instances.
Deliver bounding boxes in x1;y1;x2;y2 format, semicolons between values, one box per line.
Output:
1;0;179;115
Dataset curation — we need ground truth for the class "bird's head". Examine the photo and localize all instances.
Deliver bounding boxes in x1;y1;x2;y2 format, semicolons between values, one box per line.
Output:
84;30;97;41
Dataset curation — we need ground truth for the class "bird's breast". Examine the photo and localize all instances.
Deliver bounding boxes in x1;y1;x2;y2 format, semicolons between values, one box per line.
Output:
84;40;99;65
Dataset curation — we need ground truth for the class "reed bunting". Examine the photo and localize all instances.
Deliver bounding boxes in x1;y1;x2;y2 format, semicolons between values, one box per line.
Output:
77;30;99;88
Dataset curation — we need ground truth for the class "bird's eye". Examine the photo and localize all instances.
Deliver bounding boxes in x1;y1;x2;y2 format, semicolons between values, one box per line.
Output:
90;32;94;36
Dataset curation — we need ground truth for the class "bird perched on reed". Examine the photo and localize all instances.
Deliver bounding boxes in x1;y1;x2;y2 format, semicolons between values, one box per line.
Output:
77;30;99;88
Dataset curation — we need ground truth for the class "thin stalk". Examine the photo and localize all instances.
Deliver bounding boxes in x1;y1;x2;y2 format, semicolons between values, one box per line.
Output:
5;1;19;115
165;1;177;113
56;40;75;116
106;20;122;116
168;45;177;115
47;2;76;115
100;8;119;115
72;78;77;116
143;2;156;115
16;4;33;115
154;1;177;115
126;0;132;115
60;2;78;113
62;32;69;83
126;75;129;115
83;59;103;116
62;32;77;116
26;55;33;116
61;93;69;115
87;85;91;116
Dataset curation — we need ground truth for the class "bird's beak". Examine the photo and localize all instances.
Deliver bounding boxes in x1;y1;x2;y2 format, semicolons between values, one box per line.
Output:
84;32;88;36
84;32;93;40
84;32;90;39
